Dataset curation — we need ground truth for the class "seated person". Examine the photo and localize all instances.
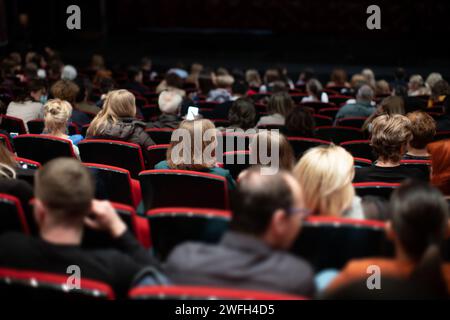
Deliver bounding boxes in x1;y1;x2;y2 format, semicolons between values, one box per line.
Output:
256;92;294;127
301;79;329;103
74;78;101;115
164;167;315;296
146;90;182;129
155;119;235;190
436;96;450;131
284;107;315;137
335;85;376;121
294;145;364;219
403;111;436;160
221;98;256;131
43;99;84;157
211;80;249;120
354;114;428;183
86;89;155;149
326;181;450;296
0;158;159;298
207;74;234;103
124;66;148;96
6;80;46;132
429;140;450;199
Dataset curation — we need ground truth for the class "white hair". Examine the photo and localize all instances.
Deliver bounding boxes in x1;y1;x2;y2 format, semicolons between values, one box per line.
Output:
61;65;77;81
158;91;182;114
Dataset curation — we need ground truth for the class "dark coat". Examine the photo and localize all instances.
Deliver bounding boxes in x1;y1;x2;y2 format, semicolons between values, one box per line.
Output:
87;117;155;149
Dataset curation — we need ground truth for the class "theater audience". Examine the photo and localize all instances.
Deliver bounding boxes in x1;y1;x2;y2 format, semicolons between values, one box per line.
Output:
249;131;295;172
224;98;256;131
284;107;315;138
260;68;281;93
155;119;236;189
429;140;450;198
245;69;262;89
43;99;84;155
156;72;186;97
207;74;234;103
436;96;450;131
6;80;46;132
124;66;148;96
50;80;91;127
61;65;77;81
408;75;430;96
293;145;364;219
164;167;315;296
403;111;436;160
375;80;390;96
327;68;350;89
335;85;376;121
256;92;294;127
301;79;329;103
0;158;159;298
354;114;428;183
428;79;449;108
362;96;405;132
86;89;155;149
147;91;182;129
326;181;450;296
74;78;101;115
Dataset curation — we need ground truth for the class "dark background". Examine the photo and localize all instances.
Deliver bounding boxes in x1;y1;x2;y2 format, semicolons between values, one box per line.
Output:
1;0;450;79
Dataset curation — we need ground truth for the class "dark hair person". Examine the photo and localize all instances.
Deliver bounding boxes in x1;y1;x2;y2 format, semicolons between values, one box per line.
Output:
327;181;450;296
227;98;256;130
285;107;315;137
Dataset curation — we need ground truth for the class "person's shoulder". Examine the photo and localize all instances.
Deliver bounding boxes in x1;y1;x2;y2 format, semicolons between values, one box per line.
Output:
165;242;217;270
0;232;32;250
272;250;314;274
210;166;231;177
154;160;169;169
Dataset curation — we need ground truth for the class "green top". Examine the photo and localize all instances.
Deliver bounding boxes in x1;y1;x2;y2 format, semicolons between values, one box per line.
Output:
155;160;236;190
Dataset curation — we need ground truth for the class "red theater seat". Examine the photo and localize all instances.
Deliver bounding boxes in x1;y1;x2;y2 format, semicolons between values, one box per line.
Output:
0;133;13;152
341;140;374;161
354;182;400;199
129;285;306;300
146;207;231;260
0;193;30;235
13;134;77;164
0;268;115;300
146;144;170;169
336;117;368;129
145;128;174;144
78;139;145;178
0;115;27;134
139;170;230;211
315;126;365;144
27;119;79;135
287;137;331;159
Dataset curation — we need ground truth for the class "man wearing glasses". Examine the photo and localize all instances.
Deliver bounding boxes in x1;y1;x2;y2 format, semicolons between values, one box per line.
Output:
164;167;315;296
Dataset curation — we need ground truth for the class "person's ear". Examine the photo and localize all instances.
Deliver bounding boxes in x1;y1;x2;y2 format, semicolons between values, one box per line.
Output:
270;209;288;237
385;221;396;241
33;199;47;227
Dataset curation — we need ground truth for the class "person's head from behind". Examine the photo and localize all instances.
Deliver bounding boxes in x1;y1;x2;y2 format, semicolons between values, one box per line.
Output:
406;111;436;152
428;140;450;196
228;98;256;130
431;79;449;99
245;69;262;87
34;158;94;234
61;65;77;81
16;79;46;103
249;130;294;172
388;180;449;295
330;68;348;86
231;167;306;249
356;85;374;103
231;80;248;97
378;96;405;115
158;90;182;115
75;78;93;103
371;114;412;164
50;80;79;105
44;99;72;136
215;74;234;89
127;66;143;84
426;72;443;91
293;145;355;217
408;75;424;92
264;68;281;84
198;69;215;94
0;143;17;179
306;79;323;99
167;119;217;170
267;92;294;117
141;57;152;71
87;90;136;136
394;67;406;81
91;54;105;70
375;80;390;96
285;107;315;137
165;72;184;89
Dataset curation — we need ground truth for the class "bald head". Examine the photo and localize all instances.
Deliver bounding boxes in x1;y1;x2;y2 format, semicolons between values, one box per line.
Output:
231;167;303;237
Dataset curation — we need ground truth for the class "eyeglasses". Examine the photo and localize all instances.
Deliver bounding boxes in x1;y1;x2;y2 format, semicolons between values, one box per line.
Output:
287;207;312;219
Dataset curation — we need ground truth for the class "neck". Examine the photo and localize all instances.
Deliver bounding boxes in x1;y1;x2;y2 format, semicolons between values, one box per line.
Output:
40;225;83;246
376;158;400;167
407;147;429;157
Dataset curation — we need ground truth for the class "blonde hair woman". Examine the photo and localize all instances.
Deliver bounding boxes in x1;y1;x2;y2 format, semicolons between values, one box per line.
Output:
86;89;155;149
293;145;364;218
44;99;84;157
155;119;236;189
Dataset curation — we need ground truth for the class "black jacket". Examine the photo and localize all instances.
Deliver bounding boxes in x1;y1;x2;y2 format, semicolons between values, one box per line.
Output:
163;231;315;297
87;117;155;149
146;114;181;129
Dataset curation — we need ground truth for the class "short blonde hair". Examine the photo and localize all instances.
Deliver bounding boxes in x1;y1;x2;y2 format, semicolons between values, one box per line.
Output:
44;99;72;135
158;90;182;114
371;114;412;163
215;75;234;88
293;145;355;217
